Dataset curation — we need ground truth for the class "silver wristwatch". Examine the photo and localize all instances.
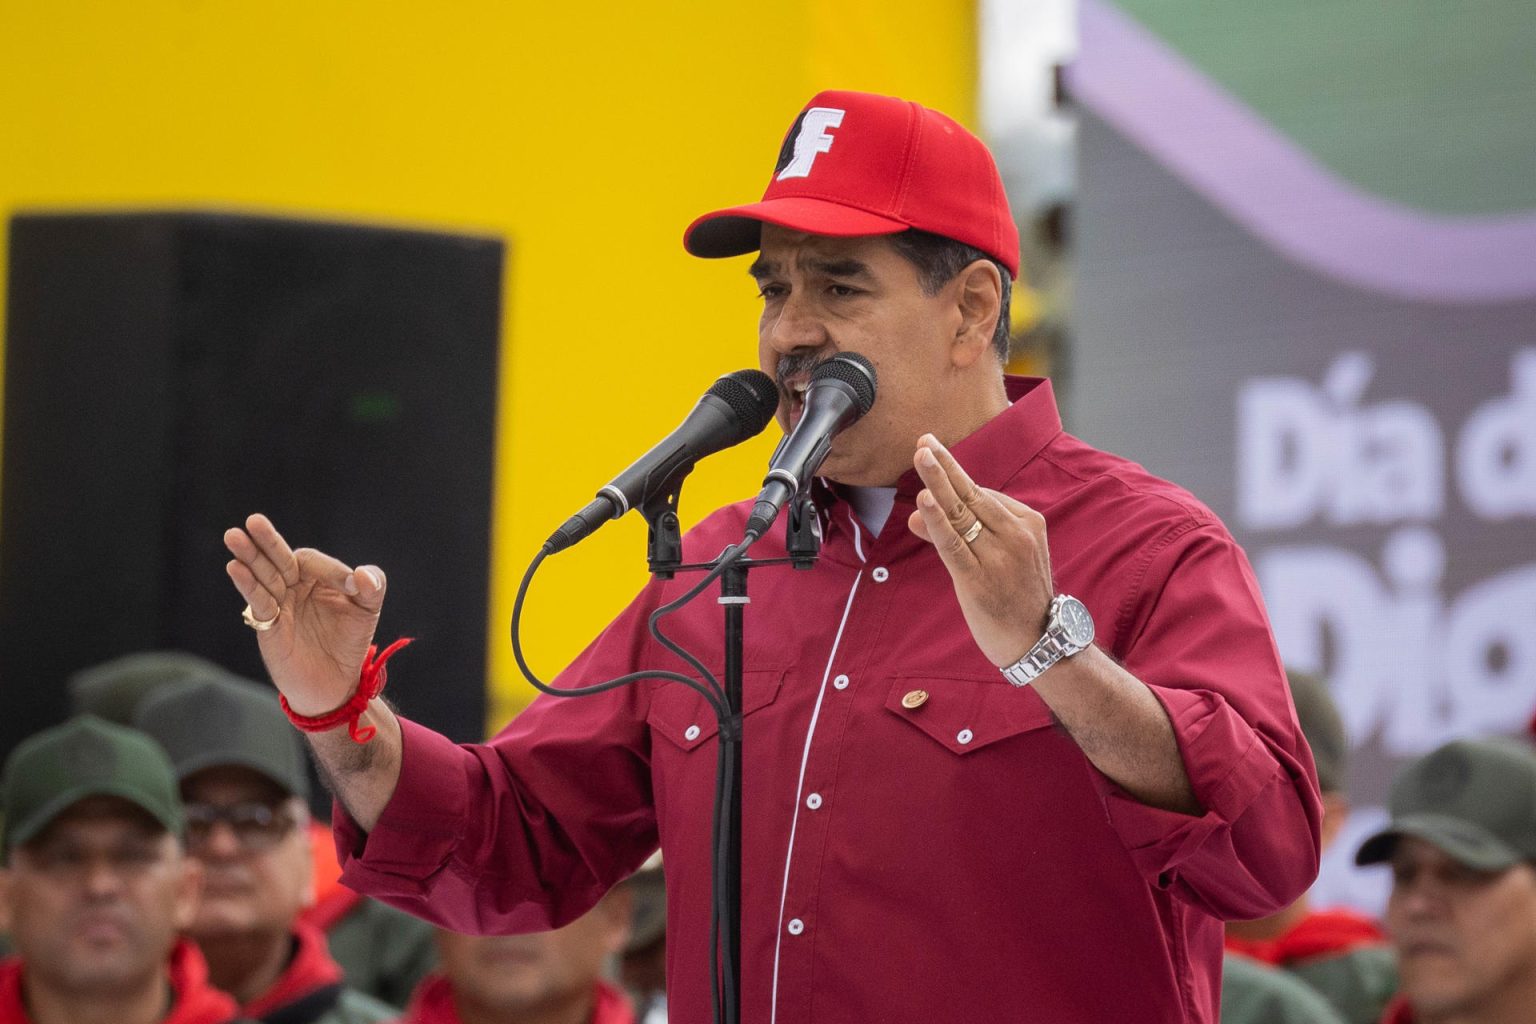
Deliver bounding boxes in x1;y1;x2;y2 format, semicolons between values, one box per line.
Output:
1000;594;1095;687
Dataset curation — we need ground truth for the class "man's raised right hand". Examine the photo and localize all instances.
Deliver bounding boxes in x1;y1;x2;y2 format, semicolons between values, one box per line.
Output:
224;513;388;717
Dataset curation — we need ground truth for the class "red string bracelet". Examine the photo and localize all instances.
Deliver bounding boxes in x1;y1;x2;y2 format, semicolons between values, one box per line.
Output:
280;638;413;744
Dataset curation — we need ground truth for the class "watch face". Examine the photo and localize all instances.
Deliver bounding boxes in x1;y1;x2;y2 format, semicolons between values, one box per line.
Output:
1057;596;1095;648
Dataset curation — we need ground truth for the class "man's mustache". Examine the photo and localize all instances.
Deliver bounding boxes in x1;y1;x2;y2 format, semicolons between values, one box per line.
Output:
775;352;830;392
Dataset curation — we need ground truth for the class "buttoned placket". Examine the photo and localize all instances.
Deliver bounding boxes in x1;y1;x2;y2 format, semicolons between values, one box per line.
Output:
769;507;907;1023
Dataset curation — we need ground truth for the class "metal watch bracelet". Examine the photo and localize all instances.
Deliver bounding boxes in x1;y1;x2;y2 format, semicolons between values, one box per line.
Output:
1001;632;1070;687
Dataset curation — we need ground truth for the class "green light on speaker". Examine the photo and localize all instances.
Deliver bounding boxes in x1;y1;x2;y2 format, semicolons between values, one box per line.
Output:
350;392;402;423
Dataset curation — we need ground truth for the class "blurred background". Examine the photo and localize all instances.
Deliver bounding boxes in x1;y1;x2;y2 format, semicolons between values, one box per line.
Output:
2;0;1532;918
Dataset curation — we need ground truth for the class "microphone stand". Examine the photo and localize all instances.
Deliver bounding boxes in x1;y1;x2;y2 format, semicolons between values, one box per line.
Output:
643;484;820;1024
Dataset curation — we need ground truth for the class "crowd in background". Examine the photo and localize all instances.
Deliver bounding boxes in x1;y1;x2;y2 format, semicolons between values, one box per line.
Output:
3;650;1535;1024
1214;670;1536;1024
0;653;667;1024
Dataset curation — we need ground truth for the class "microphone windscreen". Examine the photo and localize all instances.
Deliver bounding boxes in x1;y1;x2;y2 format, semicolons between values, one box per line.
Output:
709;368;779;440
810;353;877;414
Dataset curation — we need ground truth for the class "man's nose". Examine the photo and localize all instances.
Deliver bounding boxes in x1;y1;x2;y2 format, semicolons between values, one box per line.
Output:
197;819;246;859
1393;878;1446;920
81;856;127;898
762;291;828;355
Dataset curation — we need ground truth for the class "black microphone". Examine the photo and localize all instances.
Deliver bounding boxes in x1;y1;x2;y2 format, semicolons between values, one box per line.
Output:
544;369;778;555
744;352;877;542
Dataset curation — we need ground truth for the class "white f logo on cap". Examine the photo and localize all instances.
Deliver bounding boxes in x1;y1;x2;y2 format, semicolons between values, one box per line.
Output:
777;107;845;181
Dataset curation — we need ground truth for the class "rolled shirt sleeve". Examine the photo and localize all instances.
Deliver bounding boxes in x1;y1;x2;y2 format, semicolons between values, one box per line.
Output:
1091;522;1324;919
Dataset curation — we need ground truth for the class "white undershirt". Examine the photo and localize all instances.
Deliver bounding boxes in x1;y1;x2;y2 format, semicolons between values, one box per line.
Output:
837;400;1015;537
842;484;898;536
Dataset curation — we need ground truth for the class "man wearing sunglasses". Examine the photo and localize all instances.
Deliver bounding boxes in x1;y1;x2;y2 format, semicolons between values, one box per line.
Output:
135;677;393;1024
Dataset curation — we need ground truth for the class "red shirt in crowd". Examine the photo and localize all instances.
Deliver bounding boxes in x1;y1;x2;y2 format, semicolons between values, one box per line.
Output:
334;377;1322;1023
239;920;345;1019
395;975;633;1024
0;939;239;1024
1225;907;1388;965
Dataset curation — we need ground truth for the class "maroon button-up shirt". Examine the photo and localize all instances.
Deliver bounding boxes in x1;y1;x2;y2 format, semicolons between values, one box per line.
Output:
337;377;1322;1023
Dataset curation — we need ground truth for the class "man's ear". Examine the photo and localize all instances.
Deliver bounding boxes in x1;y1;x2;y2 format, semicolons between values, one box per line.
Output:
173;854;204;931
950;260;1003;369
1320;792;1351;853
295;809;317;909
602;885;635;957
0;865;13;934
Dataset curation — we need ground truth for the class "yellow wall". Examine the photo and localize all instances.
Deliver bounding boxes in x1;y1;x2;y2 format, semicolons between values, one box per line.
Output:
0;1;977;733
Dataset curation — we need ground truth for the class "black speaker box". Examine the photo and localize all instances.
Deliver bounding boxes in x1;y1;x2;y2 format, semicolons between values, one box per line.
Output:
1;211;503;763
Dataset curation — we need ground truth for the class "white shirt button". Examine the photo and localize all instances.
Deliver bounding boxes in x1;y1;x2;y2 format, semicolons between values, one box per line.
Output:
806;793;823;810
787;918;805;935
871;567;890;583
684;724;701;742
957;728;974;745
833;674;850;690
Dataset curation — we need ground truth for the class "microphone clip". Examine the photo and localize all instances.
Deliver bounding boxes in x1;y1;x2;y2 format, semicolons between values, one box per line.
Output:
785;493;822;570
643;476;688;580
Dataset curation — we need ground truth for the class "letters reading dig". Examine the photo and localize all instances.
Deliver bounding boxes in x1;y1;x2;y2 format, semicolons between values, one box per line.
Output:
778;107;846;181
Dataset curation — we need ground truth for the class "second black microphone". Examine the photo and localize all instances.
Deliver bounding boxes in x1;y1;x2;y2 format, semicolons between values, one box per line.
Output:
744;352;878;542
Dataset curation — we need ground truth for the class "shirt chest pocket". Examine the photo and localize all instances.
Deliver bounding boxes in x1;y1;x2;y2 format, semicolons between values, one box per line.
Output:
647;668;788;752
883;673;1057;754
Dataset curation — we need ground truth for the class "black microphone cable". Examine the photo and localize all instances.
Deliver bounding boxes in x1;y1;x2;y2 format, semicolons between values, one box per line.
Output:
508;356;878;1023
510;536;752;1024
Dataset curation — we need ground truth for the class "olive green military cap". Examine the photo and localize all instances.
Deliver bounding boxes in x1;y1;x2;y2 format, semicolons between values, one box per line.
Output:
1287;670;1348;795
1357;738;1536;871
134;674;310;799
1;715;184;856
69;650;231;725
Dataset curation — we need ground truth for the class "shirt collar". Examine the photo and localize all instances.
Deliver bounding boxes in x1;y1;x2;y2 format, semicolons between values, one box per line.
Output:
805;375;1061;560
893;375;1062;500
240;922;344;1018
814;375;1061;511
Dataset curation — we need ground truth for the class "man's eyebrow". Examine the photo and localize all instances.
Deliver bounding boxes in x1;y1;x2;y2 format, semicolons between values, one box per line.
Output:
808;258;873;279
747;257;873;280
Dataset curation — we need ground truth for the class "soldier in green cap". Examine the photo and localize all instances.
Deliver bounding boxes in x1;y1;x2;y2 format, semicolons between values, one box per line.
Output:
135;677;395;1024
61;647;437;1009
68;651;232;726
1221;952;1348;1024
1224;671;1398;1024
1358;737;1536;1024
0;715;241;1024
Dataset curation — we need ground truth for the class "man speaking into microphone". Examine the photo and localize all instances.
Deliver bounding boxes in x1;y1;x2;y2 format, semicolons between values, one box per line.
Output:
224;90;1322;1023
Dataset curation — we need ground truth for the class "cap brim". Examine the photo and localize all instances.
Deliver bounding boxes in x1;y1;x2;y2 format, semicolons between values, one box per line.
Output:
1355;813;1525;870
684;197;911;259
5;783;179;853
175;750;308;800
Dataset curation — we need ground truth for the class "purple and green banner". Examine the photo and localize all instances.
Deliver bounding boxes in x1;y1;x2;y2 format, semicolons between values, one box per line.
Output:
1065;0;1536;911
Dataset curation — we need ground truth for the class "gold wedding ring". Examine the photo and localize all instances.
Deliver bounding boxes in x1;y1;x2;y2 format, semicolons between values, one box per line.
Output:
961;520;984;544
241;604;280;632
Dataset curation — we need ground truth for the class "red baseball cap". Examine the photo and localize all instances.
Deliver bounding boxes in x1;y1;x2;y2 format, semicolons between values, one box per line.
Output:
684;90;1019;278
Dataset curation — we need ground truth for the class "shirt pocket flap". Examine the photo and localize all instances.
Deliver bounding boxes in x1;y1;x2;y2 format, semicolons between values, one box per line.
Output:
648;668;787;751
884;674;1056;754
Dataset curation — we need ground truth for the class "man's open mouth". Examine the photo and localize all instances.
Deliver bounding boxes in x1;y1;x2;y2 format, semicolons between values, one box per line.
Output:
785;377;809;426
